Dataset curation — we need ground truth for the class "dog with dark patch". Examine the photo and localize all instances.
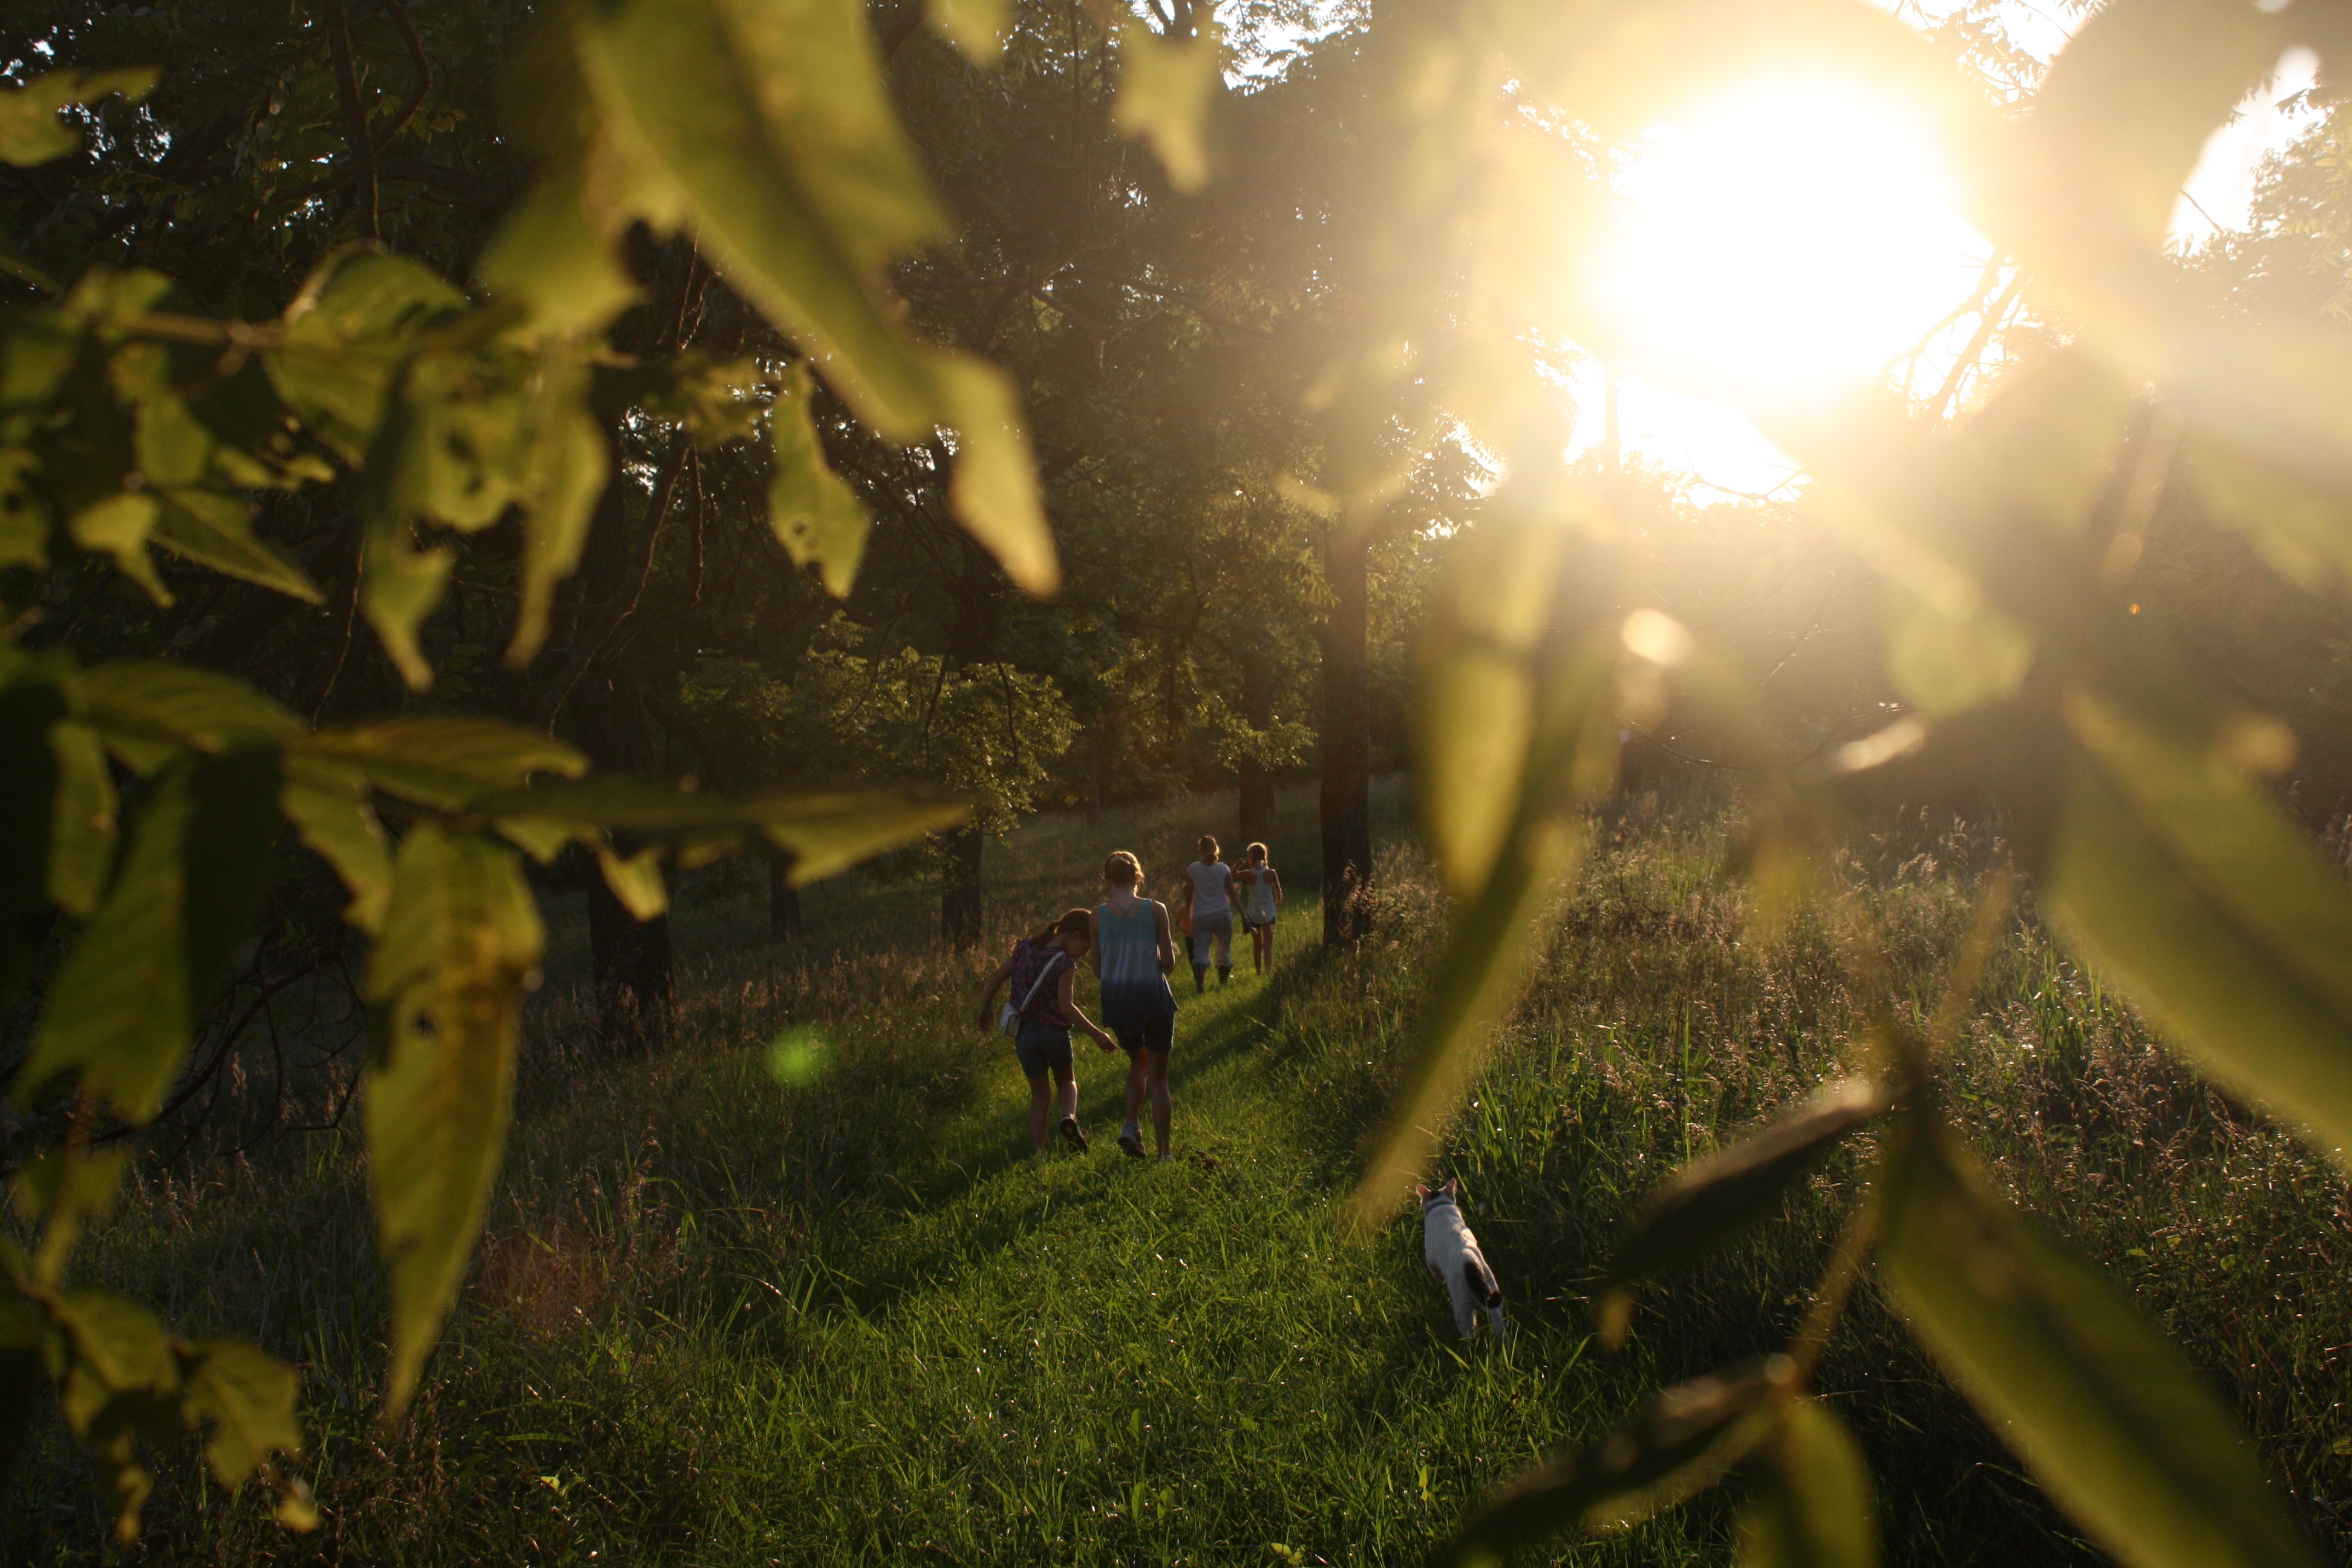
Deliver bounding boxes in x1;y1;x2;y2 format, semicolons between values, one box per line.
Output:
1416;1178;1509;1341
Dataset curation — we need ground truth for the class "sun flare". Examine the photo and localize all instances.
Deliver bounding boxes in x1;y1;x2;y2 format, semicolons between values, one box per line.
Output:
1600;76;1992;401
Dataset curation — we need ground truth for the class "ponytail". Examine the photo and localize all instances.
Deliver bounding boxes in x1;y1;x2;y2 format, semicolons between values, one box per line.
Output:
1029;908;1091;947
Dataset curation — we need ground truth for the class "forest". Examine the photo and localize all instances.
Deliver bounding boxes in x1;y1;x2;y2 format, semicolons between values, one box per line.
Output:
8;0;2352;1561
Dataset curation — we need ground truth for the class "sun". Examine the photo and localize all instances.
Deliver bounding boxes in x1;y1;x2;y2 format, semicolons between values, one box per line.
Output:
1597;75;1992;402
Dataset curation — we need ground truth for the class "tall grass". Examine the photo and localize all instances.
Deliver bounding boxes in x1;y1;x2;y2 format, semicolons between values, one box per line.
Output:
11;779;2352;1564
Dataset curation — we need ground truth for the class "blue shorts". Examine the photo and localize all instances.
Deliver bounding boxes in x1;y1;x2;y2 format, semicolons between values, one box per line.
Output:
1013;1019;1073;1078
1114;1017;1173;1056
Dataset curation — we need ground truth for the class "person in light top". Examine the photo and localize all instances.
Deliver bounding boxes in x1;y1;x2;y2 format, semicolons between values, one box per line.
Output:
1178;835;1238;991
1236;841;1284;975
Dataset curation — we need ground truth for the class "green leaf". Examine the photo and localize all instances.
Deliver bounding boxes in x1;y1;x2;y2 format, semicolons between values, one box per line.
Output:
460;777;967;883
70;491;168;604
1883;589;2033;719
1604;1080;1883;1315
72;660;300;762
356;367;453;692
299;717;587;811
0;68;158;167
2045;689;2352;1169
506;354;606;666
575;0;948;439
269;250;466;463
0;447;50;569
150;489;322;603
929;351;1058;596
48;1287;180;1541
1355;641;1617;1223
596;843;668;920
21;749;283;1123
362;826;543;1421
1416;511;1572;900
927;0;1007;62
1114;22;1222;194
177;1340;301;1489
1736;1402;1878;1568
45;720;119;920
0;672;69;1015
1452;1359;1789;1566
10;1144;131;1231
2010;0;2284;258
280;754;393;934
476;164;641;338
767;361;870;598
1879;1116;2322;1568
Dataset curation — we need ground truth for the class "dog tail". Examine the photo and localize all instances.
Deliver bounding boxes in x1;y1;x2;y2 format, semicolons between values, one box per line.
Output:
1463;1254;1503;1307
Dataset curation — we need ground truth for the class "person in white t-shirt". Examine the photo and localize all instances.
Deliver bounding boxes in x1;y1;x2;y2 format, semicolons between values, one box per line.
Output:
1179;835;1239;991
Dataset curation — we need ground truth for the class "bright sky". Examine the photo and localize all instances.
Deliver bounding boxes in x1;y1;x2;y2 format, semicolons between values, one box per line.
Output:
1566;4;2325;500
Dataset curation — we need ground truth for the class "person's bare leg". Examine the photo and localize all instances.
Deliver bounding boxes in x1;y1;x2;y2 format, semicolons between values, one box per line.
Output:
1056;1067;1079;1124
1027;1075;1052;1150
1148;1056;1172;1156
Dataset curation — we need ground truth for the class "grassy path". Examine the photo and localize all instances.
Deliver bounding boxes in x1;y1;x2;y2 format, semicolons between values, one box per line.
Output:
664;929;1693;1567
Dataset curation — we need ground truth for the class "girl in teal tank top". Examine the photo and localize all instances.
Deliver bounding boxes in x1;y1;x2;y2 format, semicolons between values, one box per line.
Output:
1089;851;1178;1159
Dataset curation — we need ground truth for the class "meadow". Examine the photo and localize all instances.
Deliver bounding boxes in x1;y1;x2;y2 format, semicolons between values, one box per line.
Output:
10;780;2351;1565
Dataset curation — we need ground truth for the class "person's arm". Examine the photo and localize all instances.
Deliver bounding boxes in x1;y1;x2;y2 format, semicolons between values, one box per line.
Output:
976;953;1016;1028
1085;909;1102;976
1272;868;1284;906
1224;866;1240;904
1056;964;1116;1050
1152;901;1176;973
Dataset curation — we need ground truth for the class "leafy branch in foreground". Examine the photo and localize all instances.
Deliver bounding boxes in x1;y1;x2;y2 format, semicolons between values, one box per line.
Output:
1338;0;2352;1563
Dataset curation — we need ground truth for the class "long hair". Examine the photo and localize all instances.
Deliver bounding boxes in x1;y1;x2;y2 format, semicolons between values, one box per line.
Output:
1102;850;1143;886
1197;834;1220;860
1028;908;1092;947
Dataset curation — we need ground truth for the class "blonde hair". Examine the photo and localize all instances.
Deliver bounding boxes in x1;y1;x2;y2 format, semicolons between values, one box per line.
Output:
1102;850;1143;886
1246;842;1267;864
1197;834;1220;860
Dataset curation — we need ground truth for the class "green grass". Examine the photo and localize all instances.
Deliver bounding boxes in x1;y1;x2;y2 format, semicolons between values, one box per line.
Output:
14;782;2352;1564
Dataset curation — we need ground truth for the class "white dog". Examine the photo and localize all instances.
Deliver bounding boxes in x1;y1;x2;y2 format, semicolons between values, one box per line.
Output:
1417;1177;1509;1341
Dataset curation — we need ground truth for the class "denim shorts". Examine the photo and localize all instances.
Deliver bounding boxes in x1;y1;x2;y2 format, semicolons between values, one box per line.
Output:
1113;1016;1173;1056
1013;1019;1073;1078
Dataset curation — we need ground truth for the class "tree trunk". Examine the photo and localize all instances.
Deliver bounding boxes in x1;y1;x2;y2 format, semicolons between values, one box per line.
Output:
567;426;676;1053
768;848;803;941
574;665;675;1054
941;824;985;949
1237;647;1275;851
1319;517;1373;946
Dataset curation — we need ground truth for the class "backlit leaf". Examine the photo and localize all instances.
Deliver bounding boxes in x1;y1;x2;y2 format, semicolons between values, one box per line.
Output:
930;351;1057;595
280;754;393;934
1452;1359;1789;1565
0;68;158;167
1114;22;1222;194
70;492;166;604
596;843;668;920
21;748;282;1122
476;163;639;338
1356;641;1617;1223
575;0;947;438
1880;1116;2321;1568
506;354;606;666
48;1287;179;1540
767;361;870;598
43;719;117;919
1736;1402;1878;1568
73;660;299;762
1606;1080;1883;1308
1417;510;1570;900
928;0;1008;62
151;489;322;603
363;826;543;1420
178;1340;301;1489
299;717;586;811
2043;688;2352;1169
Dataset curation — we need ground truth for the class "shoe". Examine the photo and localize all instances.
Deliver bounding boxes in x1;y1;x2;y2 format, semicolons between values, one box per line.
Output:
1119;1128;1146;1159
1059;1116;1088;1152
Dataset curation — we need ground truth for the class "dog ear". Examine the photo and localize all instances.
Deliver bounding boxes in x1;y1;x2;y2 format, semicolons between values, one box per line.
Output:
1413;1184;1429;1200
1442;1177;1459;1197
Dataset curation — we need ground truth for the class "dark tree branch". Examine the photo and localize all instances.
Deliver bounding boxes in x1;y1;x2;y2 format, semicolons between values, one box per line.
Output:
320;0;381;240
374;0;434;148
